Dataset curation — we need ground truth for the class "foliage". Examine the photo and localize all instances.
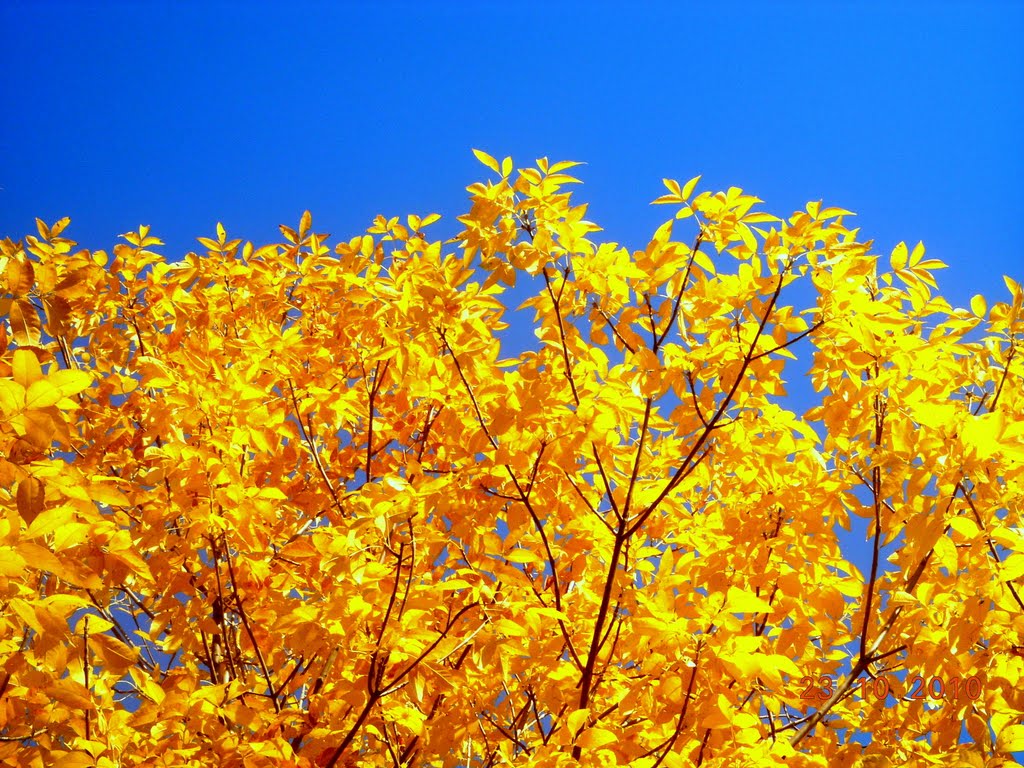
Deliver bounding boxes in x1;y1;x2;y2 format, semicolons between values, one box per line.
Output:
1;152;1022;767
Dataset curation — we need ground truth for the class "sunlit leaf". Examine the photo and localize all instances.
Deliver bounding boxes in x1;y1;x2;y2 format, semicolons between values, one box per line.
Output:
0;167;1016;768
472;148;500;174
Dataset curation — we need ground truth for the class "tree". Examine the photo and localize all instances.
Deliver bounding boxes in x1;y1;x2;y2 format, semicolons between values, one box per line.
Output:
1;151;1022;768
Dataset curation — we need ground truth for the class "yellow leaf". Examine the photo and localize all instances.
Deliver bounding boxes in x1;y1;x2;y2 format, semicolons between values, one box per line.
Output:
567;708;589;737
49;368;93;398
25;379;63;409
0;547;28;577
1001;553;1024;581
933;534;957;571
890;242;908;271
996;723;1024;752
136;356;175;388
9;597;43;634
43;295;71;335
702;693;733;728
989;525;1022;550
26;504;74;539
724;652;762;678
257;486;288;501
0;379;24;414
45;752;95;768
818;206;855;219
493;618;528;637
949;517;980;540
909;241;926;267
438;578;472;591
86;479;129;507
8;299;41;344
549;160;582;173
19;408;56;450
681;174;701;200
55;267;92;296
578;727;617;749
1003;275;1021;300
505;548;541;564
12;348;43;387
5;257;34;296
769;655;802;679
472;148;501;175
45;682;93;710
92;633;139;676
739;224;757;253
723;586;772;614
962;411;1005;460
693;248;716;275
732;711;759;730
74;614;115;635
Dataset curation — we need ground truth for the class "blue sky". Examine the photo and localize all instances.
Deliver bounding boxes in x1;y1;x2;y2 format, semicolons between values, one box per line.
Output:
2;1;1020;312
2;0;1022;755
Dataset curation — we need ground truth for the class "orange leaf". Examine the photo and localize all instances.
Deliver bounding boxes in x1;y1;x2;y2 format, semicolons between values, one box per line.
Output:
16;476;45;524
8;299;41;344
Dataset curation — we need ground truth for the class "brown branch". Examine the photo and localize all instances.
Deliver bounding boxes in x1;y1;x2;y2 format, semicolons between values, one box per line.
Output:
365;358;391;482
382;601;480;692
273;653;307;701
84;590;154;673
959;480;1024;611
223;537;280;712
686;370;711;430
574;518;627;759
398;642;475;764
629;271;786;538
646;643;702;766
859;387;886;659
749;320;825;362
83;615;91;742
984;342;1016;414
622;398;652;517
441;331;581;669
416;404;442;462
0;729;44;743
311;646;340;699
199;629;218;684
655;231;704;350
543;265;628;536
286;378;346;519
543;268;580;405
438;330;498;450
563;470;615;534
209;537;238;682
322;603;480;768
524;441;547;499
399;517;416;621
594;304;637;354
377;543;406;647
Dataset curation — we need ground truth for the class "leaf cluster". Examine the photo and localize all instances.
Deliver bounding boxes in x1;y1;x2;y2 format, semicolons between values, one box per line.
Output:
0;155;1022;767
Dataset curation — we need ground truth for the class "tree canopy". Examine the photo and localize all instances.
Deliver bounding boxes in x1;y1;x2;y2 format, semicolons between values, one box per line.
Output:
1;153;1022;767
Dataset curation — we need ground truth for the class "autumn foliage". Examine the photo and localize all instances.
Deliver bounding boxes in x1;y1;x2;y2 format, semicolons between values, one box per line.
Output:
1;152;1023;767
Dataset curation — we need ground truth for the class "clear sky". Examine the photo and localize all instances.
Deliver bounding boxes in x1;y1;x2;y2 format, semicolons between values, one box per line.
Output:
2;1;1020;311
2;0;1022;754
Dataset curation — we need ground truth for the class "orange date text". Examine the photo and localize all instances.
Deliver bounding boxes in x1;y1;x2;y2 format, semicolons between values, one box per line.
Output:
796;674;982;703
